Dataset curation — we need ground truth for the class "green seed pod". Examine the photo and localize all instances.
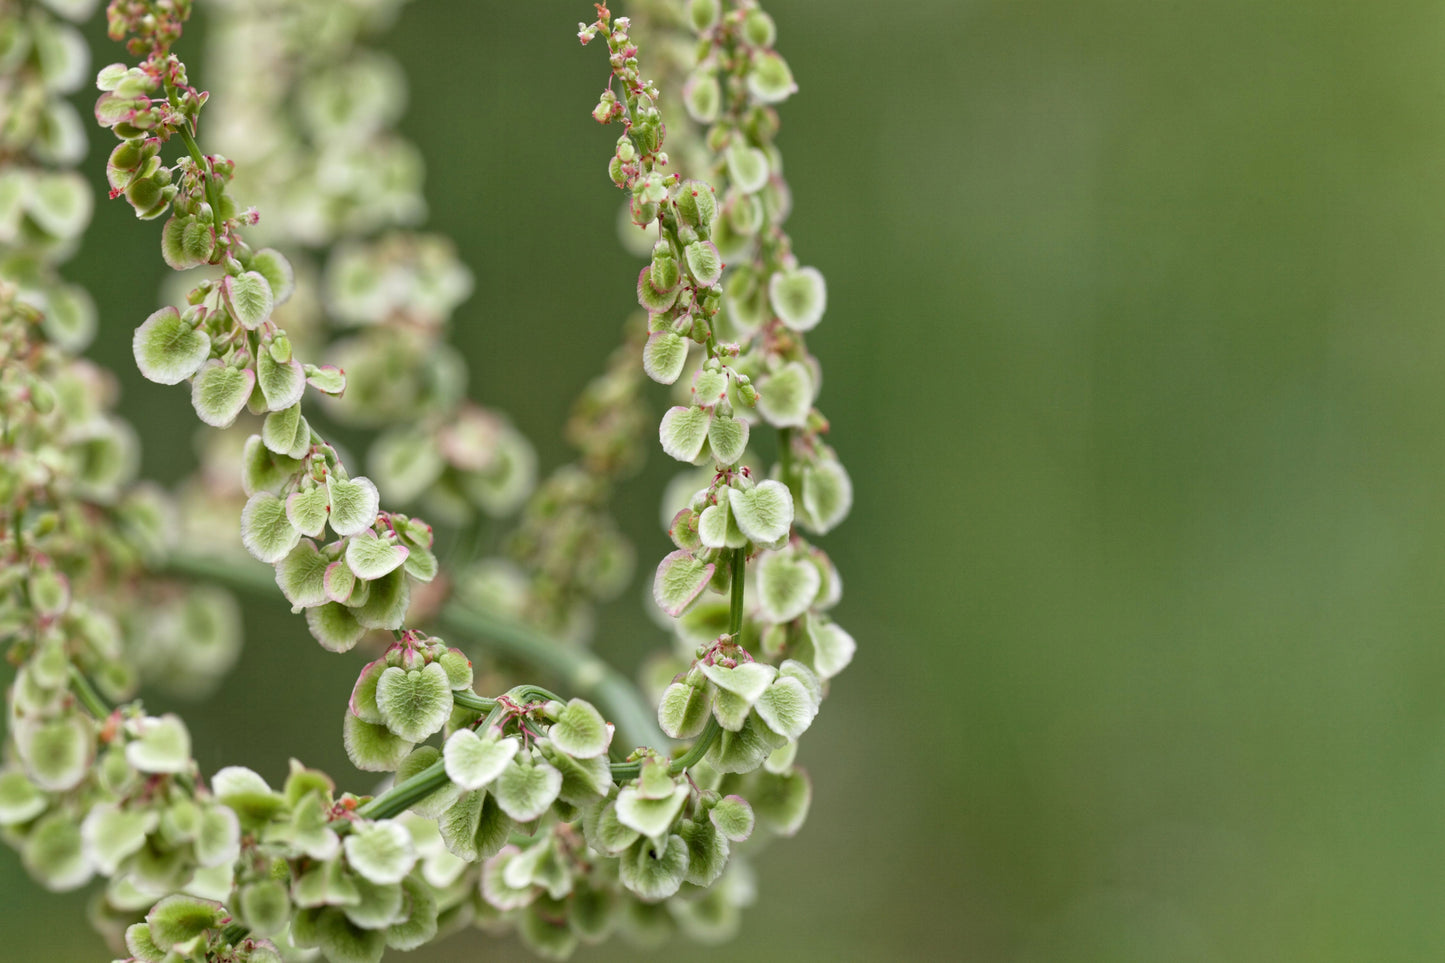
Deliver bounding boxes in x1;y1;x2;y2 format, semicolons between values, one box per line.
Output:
688;0;720;32
649;239;680;291
743;10;777;48
674;178;717;229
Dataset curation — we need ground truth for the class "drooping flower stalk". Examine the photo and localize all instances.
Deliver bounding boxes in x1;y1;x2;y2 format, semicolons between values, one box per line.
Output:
0;2;849;959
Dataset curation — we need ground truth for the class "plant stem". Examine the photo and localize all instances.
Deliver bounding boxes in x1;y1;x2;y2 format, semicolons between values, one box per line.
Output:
68;666;110;720
162;550;665;748
355;759;446;820
452;690;498;714
364;547;745;806
436;602;663;751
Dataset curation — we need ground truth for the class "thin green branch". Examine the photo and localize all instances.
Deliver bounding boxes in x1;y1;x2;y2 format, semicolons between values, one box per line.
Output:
452;690;498;714
162;550;665;750
355;759;445;820
436;602;664;751
68;665;111;720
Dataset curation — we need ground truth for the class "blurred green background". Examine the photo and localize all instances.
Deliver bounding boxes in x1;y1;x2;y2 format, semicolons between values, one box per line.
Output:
8;0;1445;959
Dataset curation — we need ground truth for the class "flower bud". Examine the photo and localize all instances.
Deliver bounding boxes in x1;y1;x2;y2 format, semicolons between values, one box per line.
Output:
592;89;618;124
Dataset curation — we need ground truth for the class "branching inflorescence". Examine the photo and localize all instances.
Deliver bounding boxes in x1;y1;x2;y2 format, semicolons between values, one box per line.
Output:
0;1;853;960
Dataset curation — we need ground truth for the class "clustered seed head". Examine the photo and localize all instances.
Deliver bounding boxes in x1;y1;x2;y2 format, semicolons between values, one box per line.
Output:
0;2;853;961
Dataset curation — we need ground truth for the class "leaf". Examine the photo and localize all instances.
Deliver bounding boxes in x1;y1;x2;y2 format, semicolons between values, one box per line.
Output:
328;476;379;537
375;663;453;743
769;266;827;332
402;544;437;582
709;794;754;842
443;728;519;790
191;360;255;428
800;456;853;534
707;713;785;774
750;768;811;836
353;568;409;630
306;364;347;395
707;411;749;465
262;403;302;454
241;492;302;564
384;874;438;950
755;548;821;623
161;215;214;270
194;805;241;868
727;480;794;546
250;248;295;305
133;306;209;385
544;747;613;805
0;771;46;825
725;144;770;194
615;782;689;840
683;68;721;124
314;908;386;963
546;699;612;759
756;360;814;428
683;240;723;288
807;616;856;679
754;676;818;741
286;485;330;538
349;659;387;724
637;265;680;312
342;712;414;773
585;799;640;856
698;498;747;550
679;817;729;886
240;879;292;937
19;718;93;791
22;812;90;891
306;601;367;653
126;714;191;774
146;894;225;949
344;821;416;885
618;834;689;902
242;435;302;496
652;550;715;618
346;531;410;581
642;330;689;385
658;681;712;740
492;754;563;822
80;802;158;873
368;429;444;504
659;405;712;463
747;51;797;104
221;271;274;330
275;539;330;612
325;560;357;604
256;350;305;411
212;767;286;828
699;662;779;708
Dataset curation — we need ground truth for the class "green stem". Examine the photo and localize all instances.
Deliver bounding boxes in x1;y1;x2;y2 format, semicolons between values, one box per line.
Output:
452;690;498;714
728;545;746;637
356;759;445;820
612;548;743;781
368;546;745;806
174;123;226;243
162;550;666;750
69;665;111;720
437;602;664;751
777;426;794;486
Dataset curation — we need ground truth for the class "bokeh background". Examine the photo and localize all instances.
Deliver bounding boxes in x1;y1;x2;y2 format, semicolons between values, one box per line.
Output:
7;0;1445;959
